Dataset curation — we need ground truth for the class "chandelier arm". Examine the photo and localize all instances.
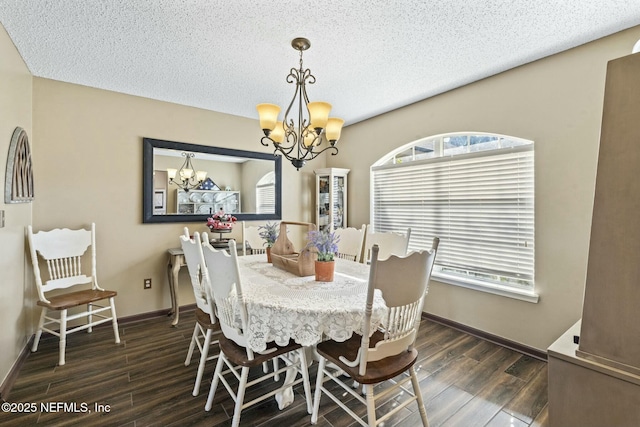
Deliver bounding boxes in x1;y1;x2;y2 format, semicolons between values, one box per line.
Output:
260;135;299;158
306;144;339;160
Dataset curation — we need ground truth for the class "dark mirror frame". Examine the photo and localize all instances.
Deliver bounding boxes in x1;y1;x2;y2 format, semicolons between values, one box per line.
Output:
143;137;282;223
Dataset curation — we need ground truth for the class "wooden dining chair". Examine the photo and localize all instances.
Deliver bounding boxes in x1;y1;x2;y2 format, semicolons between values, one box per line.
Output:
200;237;313;427
180;228;221;396
311;238;439;427
26;223;120;366
334;224;366;262
362;226;412;263
241;221;265;256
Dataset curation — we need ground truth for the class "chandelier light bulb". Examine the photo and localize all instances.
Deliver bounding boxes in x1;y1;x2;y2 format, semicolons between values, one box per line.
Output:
270;121;285;144
307;101;332;130
256;103;280;133
325;118;345;143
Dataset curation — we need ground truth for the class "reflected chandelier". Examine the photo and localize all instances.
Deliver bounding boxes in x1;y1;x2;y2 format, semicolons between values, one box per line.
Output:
257;37;344;170
167;152;207;192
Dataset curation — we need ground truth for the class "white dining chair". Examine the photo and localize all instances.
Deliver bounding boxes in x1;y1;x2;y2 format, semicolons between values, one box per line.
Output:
334;224;366;262
362;226;412;263
311;238;439;427
180;228;220;396
241;221;266;256
26;223;120;366
200;237;312;427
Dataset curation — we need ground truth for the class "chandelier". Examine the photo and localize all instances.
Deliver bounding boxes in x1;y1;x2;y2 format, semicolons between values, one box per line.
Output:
167;152;207;192
257;37;344;170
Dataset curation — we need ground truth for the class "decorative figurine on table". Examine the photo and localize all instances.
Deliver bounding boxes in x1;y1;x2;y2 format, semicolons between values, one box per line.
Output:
206;209;237;242
207;208;237;230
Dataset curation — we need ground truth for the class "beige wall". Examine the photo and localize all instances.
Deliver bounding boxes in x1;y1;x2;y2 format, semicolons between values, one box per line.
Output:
331;26;640;352
30;78;316;321
0;24;33;387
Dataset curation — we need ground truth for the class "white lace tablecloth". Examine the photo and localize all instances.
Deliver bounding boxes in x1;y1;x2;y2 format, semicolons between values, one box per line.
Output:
237;255;387;352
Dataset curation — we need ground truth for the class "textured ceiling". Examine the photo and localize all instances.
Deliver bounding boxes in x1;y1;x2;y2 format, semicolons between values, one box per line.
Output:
1;1;640;125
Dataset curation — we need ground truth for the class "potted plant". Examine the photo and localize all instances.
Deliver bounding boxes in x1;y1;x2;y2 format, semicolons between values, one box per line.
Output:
306;229;340;282
258;222;279;262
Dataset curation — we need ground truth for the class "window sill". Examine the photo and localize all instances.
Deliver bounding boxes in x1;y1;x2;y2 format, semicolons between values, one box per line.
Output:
432;272;539;303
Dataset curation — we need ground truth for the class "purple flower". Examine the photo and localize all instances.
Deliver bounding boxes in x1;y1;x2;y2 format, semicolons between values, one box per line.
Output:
306;230;340;261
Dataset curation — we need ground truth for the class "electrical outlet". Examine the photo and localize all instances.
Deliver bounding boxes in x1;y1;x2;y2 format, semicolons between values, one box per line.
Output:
144;278;152;289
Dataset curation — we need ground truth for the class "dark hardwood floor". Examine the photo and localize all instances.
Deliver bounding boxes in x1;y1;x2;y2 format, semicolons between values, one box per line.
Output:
1;309;548;426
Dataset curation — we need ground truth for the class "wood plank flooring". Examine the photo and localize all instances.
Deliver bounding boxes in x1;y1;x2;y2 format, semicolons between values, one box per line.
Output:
0;309;548;426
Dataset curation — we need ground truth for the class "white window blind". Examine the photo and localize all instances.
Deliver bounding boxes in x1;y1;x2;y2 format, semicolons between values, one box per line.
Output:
256;171;275;214
372;144;534;290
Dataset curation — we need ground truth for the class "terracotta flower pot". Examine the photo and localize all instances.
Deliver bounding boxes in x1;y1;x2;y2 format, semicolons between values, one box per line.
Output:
315;260;335;282
266;247;272;263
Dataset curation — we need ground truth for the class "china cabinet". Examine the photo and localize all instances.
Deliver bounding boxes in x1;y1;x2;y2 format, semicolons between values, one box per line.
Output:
314;168;349;232
176;189;240;215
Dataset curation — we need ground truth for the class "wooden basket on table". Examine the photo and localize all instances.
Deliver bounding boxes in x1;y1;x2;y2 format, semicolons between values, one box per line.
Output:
270;221;317;277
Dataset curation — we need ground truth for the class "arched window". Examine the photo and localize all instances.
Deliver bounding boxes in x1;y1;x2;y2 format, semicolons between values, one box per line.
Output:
256;171;275;214
371;132;535;296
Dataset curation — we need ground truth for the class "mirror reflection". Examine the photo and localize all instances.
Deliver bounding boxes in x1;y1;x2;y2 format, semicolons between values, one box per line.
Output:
143;138;282;223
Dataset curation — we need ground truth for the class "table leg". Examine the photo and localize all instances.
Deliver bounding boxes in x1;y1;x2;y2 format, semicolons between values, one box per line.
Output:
167;254;182;327
275;347;314;410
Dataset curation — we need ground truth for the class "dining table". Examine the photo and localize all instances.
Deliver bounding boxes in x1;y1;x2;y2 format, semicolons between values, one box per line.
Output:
234;254;388;409
236;254;388;352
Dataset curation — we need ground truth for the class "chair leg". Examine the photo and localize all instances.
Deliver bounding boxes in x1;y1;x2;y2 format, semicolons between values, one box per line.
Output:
192;329;212;396
311;357;327;424
365;383;376;427
410;367;430;427
205;354;226;411
31;308;46;352
231;367;250;427
273;358;280;381
184;323;199;367
109;297;120;344
59;309;68;366
87;302;93;333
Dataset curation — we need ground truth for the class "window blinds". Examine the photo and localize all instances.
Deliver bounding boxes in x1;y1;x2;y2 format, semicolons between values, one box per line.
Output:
372;145;534;288
256;183;275;214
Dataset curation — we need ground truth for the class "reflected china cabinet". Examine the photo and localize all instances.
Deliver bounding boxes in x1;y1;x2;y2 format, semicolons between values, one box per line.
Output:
314;168;349;232
176;189;240;215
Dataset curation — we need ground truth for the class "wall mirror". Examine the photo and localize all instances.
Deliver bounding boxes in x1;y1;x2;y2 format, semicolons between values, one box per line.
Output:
143;137;282;223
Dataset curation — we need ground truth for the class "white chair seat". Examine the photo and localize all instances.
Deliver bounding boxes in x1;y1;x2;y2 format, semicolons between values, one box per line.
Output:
242;222;267;255
311;238;439;427
201;238;312;427
363;226;411;263
181;228;220;396
27;223;120;366
334;224;366;262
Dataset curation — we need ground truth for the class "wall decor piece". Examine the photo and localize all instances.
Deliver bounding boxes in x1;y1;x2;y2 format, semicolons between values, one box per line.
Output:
142;137;281;223
4;127;34;204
